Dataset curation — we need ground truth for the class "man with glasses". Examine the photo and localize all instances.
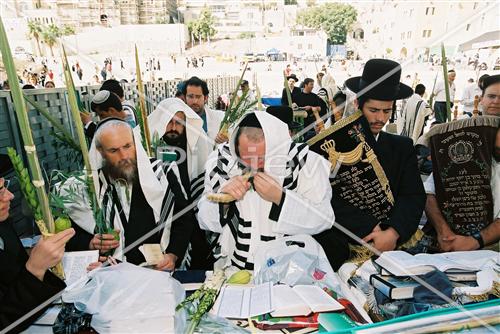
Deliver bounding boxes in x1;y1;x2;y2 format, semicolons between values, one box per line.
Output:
182;76;226;144
0;154;75;332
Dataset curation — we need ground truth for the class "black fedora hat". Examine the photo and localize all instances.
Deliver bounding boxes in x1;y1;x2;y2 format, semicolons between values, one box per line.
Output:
286;74;299;83
345;59;413;101
266;106;301;131
0;154;13;177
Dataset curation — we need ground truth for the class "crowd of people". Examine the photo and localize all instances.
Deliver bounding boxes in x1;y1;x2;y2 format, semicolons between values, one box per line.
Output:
1;56;499;331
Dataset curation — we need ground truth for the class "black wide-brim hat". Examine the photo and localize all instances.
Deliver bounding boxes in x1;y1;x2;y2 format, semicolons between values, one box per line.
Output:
0;154;13;177
345;59;413;101
266;106;301;130
286;74;299;83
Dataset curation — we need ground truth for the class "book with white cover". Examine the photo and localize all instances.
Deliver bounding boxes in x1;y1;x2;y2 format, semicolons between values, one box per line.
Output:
374;250;498;277
271;284;344;317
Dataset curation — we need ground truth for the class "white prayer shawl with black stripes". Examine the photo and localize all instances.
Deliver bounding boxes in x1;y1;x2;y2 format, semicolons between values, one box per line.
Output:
197;111;334;270
61;131;185;262
400;93;432;143
140;97;211;181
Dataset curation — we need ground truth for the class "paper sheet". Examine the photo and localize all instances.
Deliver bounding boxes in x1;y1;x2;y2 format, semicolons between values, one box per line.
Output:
139;244;164;265
62;250;98;288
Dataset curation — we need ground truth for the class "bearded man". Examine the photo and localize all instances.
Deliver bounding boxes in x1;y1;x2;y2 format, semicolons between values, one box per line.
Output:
63;119;193;270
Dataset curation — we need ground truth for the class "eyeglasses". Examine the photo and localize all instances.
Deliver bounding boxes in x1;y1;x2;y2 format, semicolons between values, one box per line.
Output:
186;94;204;100
0;179;10;197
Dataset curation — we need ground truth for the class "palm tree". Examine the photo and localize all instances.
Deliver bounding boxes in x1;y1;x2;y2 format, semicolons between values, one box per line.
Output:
41;24;60;57
27;20;43;56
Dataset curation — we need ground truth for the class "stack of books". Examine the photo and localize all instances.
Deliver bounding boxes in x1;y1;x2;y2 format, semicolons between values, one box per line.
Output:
368;250;498;300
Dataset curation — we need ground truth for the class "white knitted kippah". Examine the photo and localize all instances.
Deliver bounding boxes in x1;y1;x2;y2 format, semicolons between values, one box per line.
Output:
92;90;110;104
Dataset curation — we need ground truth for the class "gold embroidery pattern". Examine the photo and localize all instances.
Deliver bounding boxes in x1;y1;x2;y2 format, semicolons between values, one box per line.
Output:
320;126;395;206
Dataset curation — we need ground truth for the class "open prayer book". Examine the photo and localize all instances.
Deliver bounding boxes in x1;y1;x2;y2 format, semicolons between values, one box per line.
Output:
212;283;344;319
271;285;344;317
374;250;498;277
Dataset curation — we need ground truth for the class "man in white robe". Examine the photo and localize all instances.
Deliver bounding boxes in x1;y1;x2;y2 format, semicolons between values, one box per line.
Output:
197;112;334;270
146;98;214;268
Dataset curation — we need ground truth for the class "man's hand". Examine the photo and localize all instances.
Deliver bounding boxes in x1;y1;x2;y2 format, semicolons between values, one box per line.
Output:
87;256;118;271
220;175;251;201
80;111;92;125
89;230;120;253
26;228;75;281
253;172;283;205
156;253;178;271
215;131;228;144
439;234;480;251
363;225;399;252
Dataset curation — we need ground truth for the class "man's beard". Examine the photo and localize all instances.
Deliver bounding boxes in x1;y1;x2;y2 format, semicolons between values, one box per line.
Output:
102;157;138;184
162;129;187;148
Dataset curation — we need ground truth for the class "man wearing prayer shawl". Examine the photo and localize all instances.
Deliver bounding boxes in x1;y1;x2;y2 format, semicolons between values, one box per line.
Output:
399;84;432;143
197;111;335;270
145;98;213;268
309;59;426;266
63;119;193;270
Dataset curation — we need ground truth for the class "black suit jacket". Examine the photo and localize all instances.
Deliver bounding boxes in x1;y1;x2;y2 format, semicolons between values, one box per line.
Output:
281;86;301;106
0;220;65;332
84;121;97;142
332;131;426;244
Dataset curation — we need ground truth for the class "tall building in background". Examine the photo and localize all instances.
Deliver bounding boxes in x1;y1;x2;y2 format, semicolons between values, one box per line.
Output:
347;1;499;61
178;0;292;39
53;0;120;28
119;0;177;25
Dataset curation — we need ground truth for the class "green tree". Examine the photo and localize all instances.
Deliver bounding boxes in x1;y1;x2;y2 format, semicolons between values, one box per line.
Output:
27;20;43;56
296;3;357;45
61;24;75;36
188;7;217;44
41;24;61;56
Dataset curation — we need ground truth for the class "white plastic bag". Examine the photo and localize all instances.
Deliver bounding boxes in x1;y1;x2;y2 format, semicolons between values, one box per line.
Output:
253;234;340;290
62;263;186;333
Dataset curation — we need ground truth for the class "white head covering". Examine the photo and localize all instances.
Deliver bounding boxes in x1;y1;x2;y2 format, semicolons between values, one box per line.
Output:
228;111;291;183
89;120;168;223
61;120;173;261
138;98;210;180
321;74;338;102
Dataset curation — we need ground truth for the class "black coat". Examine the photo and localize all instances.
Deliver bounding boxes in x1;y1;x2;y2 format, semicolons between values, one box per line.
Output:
332;131;426;244
84;121;97;142
0;220;65;332
281;86;301;106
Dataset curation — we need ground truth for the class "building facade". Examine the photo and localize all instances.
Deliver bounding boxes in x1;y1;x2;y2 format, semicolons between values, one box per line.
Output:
347;1;499;61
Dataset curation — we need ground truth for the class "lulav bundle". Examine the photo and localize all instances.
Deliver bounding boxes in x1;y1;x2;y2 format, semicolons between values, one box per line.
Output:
7;148;43;223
